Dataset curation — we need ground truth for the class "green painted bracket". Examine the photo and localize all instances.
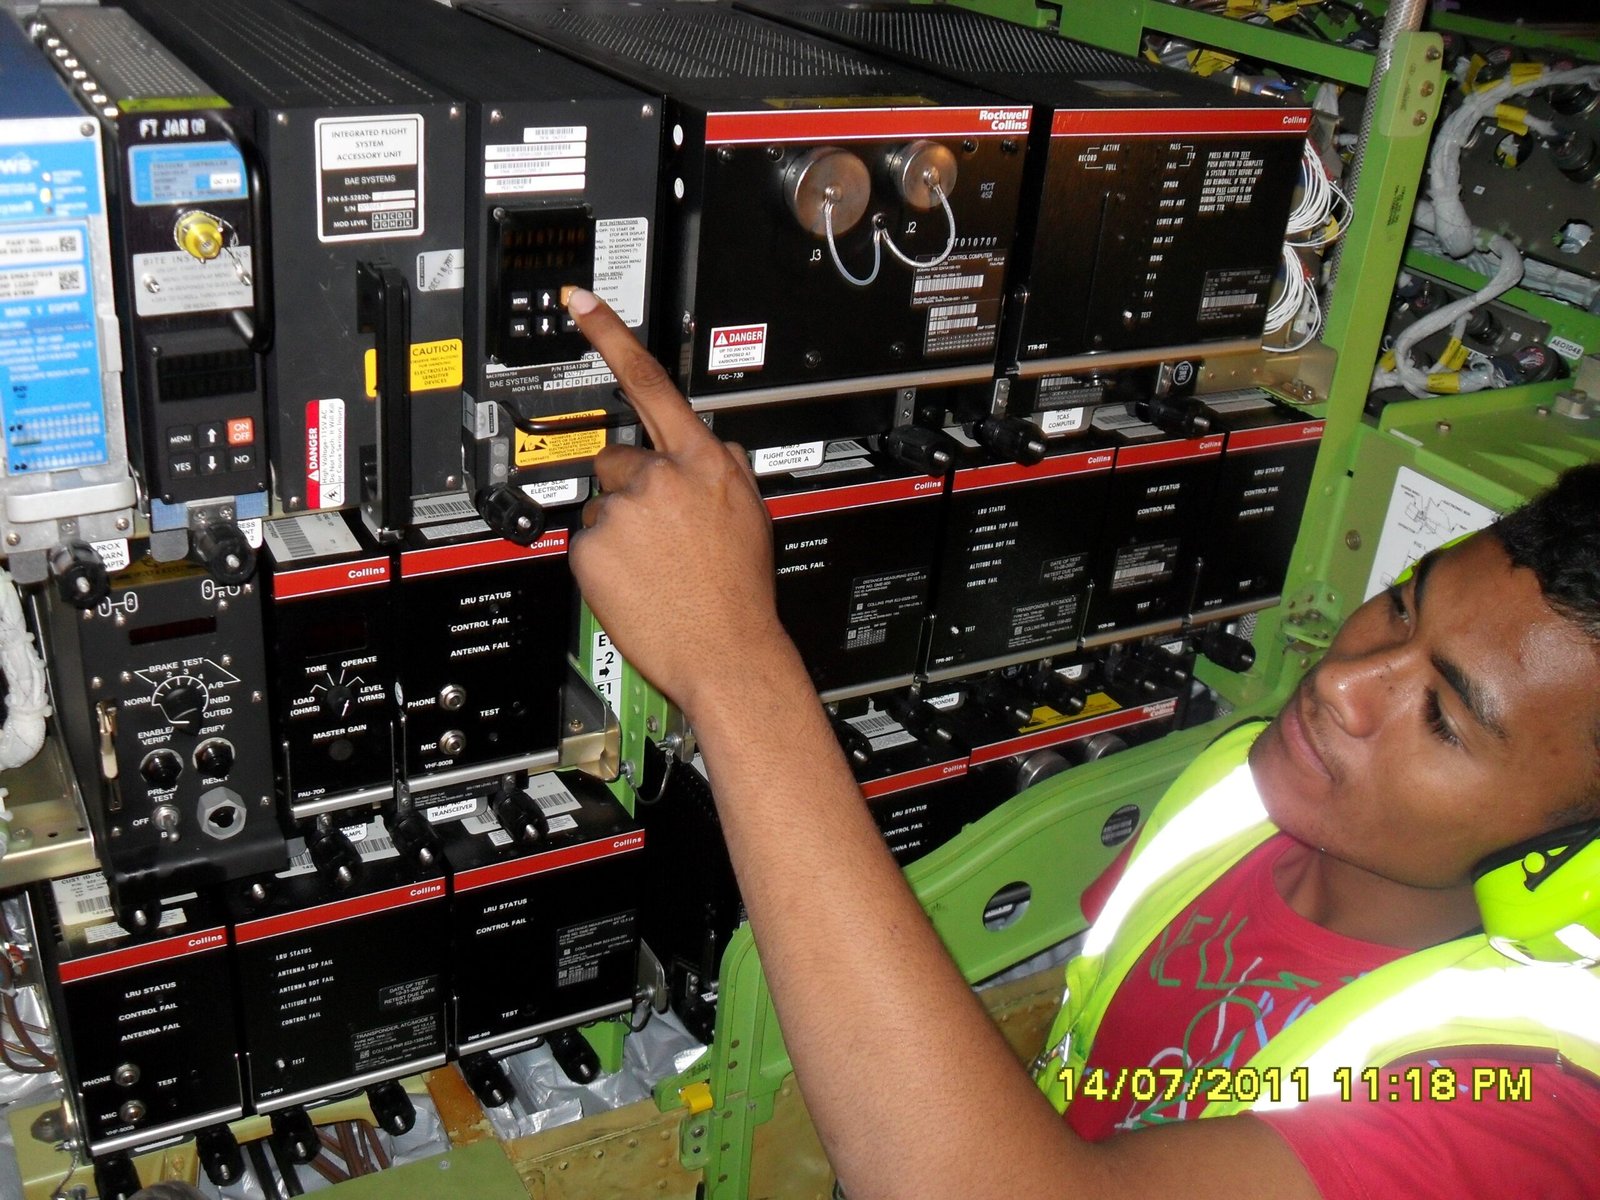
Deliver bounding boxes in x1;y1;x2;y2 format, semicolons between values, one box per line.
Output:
1054;0;1375;85
1402;250;1600;363
946;0;1060;31
315;1140;526;1199
1359;2;1600;61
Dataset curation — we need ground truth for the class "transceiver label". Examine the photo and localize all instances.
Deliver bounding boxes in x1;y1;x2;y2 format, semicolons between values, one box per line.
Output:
315;115;424;242
128;141;246;205
0;220;110;472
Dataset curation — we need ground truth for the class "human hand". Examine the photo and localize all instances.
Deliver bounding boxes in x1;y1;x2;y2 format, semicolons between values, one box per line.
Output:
565;288;794;721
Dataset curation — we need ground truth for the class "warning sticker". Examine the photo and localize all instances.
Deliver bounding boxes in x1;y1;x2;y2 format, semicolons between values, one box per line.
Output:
514;410;607;467
708;323;767;372
363;339;464;396
1018;690;1120;734
305;398;346;508
315;115;424;243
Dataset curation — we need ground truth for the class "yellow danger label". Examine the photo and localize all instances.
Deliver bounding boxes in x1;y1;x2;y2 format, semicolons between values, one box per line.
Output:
363;339;464;397
1019;691;1121;735
515;410;608;468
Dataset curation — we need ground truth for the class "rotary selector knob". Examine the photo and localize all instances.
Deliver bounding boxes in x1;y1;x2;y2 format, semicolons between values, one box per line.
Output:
320;682;355;719
153;675;208;732
193;738;235;778
139;749;183;789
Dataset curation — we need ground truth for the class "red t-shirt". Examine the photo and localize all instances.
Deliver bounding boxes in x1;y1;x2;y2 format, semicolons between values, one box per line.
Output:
1068;834;1600;1197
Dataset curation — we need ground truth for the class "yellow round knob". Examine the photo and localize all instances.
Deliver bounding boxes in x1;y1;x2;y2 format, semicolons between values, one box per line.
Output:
174;210;226;262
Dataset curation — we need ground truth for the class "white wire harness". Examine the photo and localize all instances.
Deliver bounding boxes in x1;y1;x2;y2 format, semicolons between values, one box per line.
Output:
0;565;49;774
1372;62;1600;397
1265;139;1350;352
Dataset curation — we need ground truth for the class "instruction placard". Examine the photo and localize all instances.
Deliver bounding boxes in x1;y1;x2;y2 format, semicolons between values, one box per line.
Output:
1362;466;1498;600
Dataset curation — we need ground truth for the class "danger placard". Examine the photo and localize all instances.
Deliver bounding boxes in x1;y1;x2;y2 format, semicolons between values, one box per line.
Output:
708;323;767;372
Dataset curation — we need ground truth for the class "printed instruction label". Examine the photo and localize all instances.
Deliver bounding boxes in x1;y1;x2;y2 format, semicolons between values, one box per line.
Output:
594;218;647;328
304;399;346;508
1362;466;1497;600
363;339;463;396
315;115;424;242
132;247;253;317
514;410;606;467
708;323;767;372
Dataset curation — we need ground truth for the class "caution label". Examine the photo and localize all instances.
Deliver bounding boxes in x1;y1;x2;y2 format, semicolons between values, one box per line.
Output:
514;410;607;467
363;339;464;396
708;323;767;372
1018;690;1120;734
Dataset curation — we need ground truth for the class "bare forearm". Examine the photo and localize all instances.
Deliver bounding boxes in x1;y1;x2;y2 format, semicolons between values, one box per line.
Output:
686;644;1081;1199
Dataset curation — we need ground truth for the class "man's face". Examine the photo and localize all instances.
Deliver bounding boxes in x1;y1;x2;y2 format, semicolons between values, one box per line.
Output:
1250;533;1600;889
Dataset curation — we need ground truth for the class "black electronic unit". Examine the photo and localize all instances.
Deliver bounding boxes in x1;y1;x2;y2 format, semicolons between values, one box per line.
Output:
635;754;740;1045
740;1;1310;389
923;442;1116;679
1191;390;1324;621
393;520;573;800
262;511;396;819
32;872;242;1160
462;0;1029;418
228;827;449;1114
763;445;944;698
1080;407;1225;643
279;0;662;542
114;0;468;526
436;772;643;1057
833;699;973;866
38;554;286;929
32;7;270;574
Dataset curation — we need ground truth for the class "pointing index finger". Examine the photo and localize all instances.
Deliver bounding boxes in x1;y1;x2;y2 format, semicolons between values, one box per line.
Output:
566;287;709;457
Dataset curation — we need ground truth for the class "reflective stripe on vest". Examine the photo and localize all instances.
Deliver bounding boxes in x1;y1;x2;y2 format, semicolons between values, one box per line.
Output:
1035;721;1600;1118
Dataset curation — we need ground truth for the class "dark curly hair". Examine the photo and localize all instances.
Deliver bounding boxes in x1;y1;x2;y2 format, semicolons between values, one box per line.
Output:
1489;461;1600;641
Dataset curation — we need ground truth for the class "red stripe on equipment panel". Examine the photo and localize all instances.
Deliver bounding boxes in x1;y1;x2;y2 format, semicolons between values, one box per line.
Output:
953;448;1114;493
767;476;943;521
1115;435;1224;469
272;557;391;601
1226;421;1325;452
969;699;1178;766
401;531;569;578
705;105;1031;145
233;880;447;944
453;831;647;893
59;927;229;983
860;759;969;799
1051;107;1312;137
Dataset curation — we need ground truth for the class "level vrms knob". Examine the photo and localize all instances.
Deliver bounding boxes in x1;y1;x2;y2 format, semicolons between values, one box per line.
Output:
784;146;871;236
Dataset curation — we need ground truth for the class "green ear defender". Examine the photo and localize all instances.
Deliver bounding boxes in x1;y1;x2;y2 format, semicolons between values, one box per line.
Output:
1473;822;1600;965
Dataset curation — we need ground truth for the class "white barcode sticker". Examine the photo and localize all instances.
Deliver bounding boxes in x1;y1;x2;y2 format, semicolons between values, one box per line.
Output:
354;829;399;863
1205;393;1274;413
415;518;492;542
411;494;479;524
845;710;917;751
524;774;581;815
1091;406;1149;432
790;457;871;479
51;873;112;926
825;439;869;460
462;812;503;836
914;272;983;293
546;814;579;834
264;512;361;562
84;907;186;945
488;828;512;847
